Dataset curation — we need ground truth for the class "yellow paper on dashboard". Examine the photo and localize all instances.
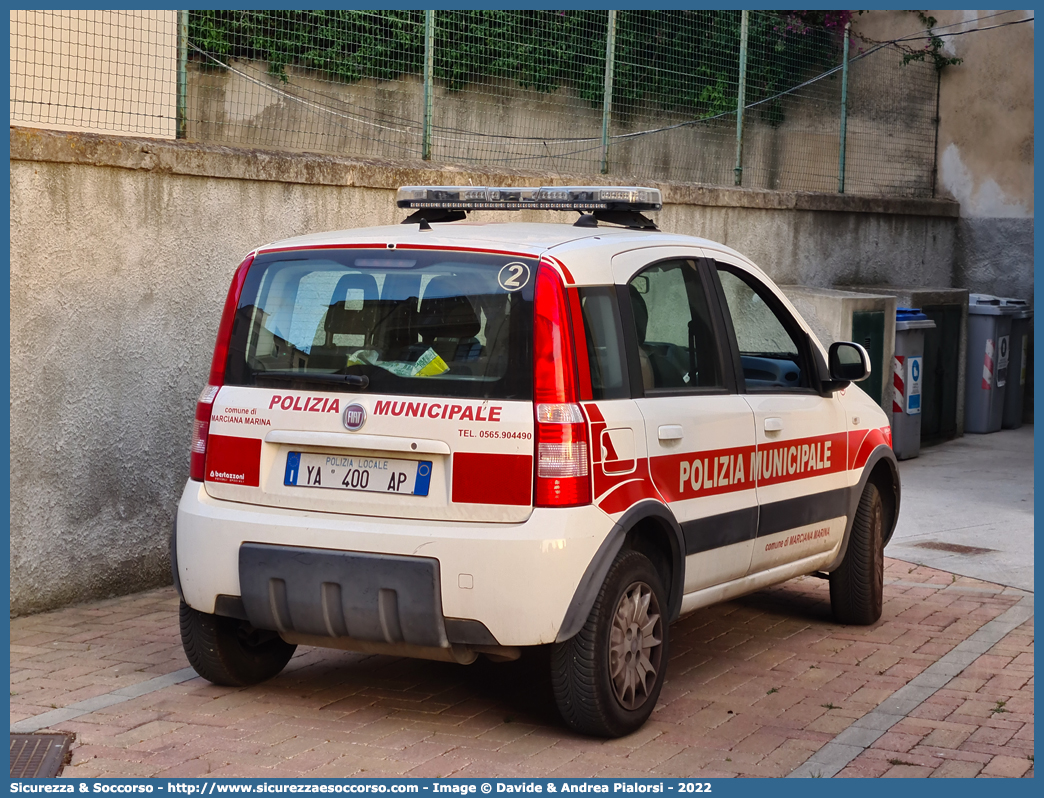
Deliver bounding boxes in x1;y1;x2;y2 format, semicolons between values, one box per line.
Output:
411;347;449;376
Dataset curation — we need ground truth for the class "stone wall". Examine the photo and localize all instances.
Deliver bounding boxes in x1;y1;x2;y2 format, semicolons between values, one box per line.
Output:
9;127;958;615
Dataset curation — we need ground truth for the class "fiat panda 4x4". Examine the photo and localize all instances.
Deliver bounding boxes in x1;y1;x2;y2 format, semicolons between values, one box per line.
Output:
174;186;899;737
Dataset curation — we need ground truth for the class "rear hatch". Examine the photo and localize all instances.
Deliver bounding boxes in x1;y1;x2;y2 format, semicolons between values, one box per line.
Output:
204;246;538;523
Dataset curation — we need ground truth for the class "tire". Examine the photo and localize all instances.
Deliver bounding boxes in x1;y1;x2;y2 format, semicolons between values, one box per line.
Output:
550;550;669;737
829;482;885;625
179;601;297;686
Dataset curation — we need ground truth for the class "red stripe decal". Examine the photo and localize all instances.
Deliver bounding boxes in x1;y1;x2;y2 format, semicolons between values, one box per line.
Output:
852;428;888;470
848;429;869;470
652;444;756;502
205;435;262;487
539;254;574;284
754;432;848;488
880;425;893;449
260;243;539;259
651;432;848;502
598;475;662;515
584;403;606;424
452;453;533;505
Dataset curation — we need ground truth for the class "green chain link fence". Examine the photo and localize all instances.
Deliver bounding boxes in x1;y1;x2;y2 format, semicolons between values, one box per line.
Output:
10;9;941;198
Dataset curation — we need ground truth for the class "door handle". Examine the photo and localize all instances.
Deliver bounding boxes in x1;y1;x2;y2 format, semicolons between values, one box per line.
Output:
658;425;684;441
764;417;784;432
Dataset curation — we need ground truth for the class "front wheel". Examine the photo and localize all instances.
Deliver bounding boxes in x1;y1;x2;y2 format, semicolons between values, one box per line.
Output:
180;601;297;686
829;482;885;625
551;550;669;737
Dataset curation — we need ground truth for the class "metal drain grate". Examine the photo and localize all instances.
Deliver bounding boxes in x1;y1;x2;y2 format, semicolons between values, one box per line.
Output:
10;733;74;778
914;541;997;555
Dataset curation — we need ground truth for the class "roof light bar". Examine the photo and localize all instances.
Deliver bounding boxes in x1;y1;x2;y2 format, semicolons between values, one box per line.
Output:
396;185;662;212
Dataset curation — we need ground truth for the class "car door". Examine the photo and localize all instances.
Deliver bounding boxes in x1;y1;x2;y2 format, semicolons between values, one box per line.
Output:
612;250;759;592
710;258;849;576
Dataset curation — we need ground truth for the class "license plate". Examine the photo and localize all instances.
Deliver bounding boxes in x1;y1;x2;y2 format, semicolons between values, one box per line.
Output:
284;452;432;496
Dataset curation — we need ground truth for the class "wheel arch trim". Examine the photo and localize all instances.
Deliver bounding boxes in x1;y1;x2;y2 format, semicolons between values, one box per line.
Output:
556;500;685;643
170;517;184;601
823;445;901;573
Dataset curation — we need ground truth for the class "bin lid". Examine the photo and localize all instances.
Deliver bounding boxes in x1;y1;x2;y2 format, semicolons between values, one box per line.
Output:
999;296;1033;319
896;307;936;330
969;293;1017;316
896;307;928;322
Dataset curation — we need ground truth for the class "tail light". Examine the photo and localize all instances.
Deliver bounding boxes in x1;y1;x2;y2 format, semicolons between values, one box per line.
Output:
189;254;254;481
189;385;220;481
533;263;591;507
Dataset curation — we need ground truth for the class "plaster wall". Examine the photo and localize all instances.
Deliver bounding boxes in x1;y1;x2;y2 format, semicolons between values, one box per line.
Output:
854;10;1034;302
10;10;178;139
9;128;958;615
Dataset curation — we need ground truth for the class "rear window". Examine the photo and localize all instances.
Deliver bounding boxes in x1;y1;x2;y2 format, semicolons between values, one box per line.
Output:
224;248;536;400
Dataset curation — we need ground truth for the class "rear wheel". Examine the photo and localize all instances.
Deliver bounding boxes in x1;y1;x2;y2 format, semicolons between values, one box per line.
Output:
829;482;885;625
180;601;297;686
551;550;668;737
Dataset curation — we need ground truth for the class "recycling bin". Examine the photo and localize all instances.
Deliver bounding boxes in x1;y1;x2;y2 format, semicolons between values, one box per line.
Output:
964;294;1016;434
892;308;936;459
1000;297;1032;429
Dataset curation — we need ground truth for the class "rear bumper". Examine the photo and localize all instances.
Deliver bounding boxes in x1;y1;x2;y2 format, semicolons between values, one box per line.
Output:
176;480;612;646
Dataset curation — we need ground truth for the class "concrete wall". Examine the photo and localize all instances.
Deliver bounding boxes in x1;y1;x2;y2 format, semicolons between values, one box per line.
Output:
10;10;178;139
9;127;958;616
855;10;1035;303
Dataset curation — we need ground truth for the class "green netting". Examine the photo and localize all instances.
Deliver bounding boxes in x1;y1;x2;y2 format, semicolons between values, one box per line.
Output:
10;10;942;198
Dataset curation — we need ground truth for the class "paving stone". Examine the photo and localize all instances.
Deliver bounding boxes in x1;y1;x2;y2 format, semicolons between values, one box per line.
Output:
930;758;984;778
11;564;1034;780
981;755;1033;778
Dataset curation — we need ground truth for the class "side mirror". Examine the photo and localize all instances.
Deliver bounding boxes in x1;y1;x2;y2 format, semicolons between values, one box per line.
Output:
829;341;871;382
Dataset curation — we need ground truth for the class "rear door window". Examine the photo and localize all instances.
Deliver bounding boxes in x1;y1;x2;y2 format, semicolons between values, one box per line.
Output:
225;249;536;399
578;286;629;400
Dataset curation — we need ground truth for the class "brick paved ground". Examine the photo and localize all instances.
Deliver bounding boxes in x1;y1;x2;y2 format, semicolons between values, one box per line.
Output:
10;558;1032;779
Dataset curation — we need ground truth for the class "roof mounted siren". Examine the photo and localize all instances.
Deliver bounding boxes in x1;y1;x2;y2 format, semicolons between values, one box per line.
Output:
396;186;662;230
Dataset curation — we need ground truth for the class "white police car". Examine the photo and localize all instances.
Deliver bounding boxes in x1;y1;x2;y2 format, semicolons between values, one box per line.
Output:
174;186;899;737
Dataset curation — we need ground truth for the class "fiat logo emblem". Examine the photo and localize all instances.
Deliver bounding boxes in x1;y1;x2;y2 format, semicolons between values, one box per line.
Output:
342;403;366;431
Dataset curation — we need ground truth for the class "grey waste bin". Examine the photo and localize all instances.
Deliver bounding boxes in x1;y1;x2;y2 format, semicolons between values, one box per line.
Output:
1000;297;1032;429
965;294;1016;434
892;308;936;460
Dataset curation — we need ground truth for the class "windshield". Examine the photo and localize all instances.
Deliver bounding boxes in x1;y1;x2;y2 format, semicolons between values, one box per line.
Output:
224;248;536;400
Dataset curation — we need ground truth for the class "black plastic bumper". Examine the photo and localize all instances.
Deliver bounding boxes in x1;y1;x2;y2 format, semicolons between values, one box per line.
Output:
238;543;450;648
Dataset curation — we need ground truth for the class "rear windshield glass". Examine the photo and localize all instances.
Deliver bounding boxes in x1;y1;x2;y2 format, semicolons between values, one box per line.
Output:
225;248;536;400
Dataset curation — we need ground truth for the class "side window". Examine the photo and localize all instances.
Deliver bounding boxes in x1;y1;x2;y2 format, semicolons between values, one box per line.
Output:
627;259;723;392
579;287;629;400
716;266;811;391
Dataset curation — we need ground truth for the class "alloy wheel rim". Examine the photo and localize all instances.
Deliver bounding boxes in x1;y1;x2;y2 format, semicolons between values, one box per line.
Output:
608;580;663;710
